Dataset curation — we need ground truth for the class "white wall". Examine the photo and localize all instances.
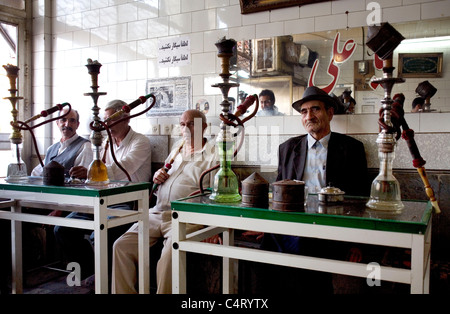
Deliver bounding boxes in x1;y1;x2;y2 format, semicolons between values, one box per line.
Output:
30;0;450;169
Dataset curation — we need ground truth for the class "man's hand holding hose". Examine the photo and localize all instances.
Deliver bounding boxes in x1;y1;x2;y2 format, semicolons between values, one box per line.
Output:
153;168;170;186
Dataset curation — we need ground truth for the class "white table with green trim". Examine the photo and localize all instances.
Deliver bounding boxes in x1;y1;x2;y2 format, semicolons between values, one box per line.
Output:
171;193;432;294
0;177;150;294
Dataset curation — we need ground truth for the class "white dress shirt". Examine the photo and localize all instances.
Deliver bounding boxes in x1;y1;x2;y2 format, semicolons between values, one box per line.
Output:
104;127;152;182
302;133;330;193
151;139;217;213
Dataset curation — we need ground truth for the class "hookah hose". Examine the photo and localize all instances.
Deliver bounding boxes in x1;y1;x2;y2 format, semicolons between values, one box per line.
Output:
149;140;185;203
194;94;259;195
389;97;441;213
15;103;72;168
90;94;156;182
97;121;132;182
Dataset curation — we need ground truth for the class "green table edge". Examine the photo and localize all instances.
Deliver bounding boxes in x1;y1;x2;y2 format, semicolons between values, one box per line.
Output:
172;194;432;235
0;180;151;197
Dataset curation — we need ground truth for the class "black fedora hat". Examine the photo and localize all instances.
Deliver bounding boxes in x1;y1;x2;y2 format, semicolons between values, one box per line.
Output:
292;86;339;113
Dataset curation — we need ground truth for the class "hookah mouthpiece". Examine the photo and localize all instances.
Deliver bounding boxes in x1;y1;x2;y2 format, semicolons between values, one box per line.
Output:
40;102;69;117
122;94;152;113
106;94;153;122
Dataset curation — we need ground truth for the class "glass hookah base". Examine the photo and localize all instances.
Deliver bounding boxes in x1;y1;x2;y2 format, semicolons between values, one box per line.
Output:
86;159;109;185
209;170;242;203
6;163;28;183
5;175;29;183
366;198;404;212
209;191;242;203
366;179;404;212
85;179;110;186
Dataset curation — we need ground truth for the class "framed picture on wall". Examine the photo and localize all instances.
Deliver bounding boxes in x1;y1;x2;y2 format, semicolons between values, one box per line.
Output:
398;53;443;78
145;76;191;117
239;0;329;14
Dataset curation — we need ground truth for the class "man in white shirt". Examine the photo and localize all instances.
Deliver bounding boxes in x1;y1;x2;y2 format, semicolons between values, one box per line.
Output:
31;107;92;178
112;109;217;294
101;99;152;182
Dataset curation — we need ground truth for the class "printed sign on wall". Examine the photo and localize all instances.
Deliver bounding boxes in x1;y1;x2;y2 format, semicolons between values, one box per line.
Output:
158;36;191;68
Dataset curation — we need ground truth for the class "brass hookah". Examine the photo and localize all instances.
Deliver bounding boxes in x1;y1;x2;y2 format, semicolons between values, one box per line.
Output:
209;38;241;202
365;23;406;212
83;58;156;185
3;64;27;182
207;38;242;202
208;37;259;202
365;25;441;214
84;59;109;185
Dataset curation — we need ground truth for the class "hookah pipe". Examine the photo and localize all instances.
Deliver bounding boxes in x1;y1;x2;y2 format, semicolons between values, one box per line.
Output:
149;139;185;203
386;94;441;213
151;94;259;200
15;103;72;168
195;94;259;195
3;64;24;173
89;94;156;182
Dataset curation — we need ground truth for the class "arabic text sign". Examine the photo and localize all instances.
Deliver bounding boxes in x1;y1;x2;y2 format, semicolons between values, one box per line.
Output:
158;37;191;68
308;32;356;94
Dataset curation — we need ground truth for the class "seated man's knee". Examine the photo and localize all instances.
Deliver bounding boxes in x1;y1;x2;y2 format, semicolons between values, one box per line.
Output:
113;233;138;256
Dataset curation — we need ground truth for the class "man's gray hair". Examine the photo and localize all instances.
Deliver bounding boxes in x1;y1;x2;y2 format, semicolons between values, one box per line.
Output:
105;99;128;112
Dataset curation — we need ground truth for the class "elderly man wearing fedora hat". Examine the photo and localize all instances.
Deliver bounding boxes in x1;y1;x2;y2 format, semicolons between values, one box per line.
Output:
254;86;369;294
279;86;368;195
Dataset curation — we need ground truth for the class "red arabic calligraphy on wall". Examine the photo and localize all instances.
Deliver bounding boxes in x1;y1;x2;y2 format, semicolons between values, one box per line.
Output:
308;32;356;93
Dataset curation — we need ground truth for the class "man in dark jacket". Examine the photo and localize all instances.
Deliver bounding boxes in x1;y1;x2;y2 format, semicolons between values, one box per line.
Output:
261;86;369;293
277;86;368;195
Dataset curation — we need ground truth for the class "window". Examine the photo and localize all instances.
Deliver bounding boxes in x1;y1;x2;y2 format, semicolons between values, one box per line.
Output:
0;21;18;134
1;2;27;177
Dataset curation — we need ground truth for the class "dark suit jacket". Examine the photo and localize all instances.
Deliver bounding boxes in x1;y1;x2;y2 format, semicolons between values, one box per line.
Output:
277;132;369;196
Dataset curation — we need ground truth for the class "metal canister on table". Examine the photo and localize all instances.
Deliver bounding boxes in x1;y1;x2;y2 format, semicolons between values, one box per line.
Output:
43;160;65;186
317;186;345;204
241;172;269;208
271;179;305;212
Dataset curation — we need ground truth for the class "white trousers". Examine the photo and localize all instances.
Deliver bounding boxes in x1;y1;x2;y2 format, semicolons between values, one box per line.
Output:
111;210;200;294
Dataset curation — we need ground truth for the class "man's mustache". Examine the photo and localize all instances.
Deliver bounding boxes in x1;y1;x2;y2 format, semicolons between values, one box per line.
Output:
61;126;74;132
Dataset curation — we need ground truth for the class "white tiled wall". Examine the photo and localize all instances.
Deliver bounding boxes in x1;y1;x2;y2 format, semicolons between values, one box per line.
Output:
31;0;450;169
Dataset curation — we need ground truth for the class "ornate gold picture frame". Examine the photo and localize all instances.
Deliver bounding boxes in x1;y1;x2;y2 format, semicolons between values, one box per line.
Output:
239;0;329;14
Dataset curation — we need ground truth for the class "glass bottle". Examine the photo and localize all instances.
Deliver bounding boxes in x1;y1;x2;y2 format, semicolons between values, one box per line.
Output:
86;145;109;185
209;129;241;202
366;149;404;212
6;143;28;182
